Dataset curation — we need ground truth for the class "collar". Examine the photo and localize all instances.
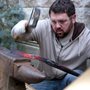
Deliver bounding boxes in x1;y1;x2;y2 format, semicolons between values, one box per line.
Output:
72;22;85;40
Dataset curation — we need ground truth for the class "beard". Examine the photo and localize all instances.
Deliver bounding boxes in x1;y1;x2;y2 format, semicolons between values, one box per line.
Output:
55;31;68;39
54;21;74;39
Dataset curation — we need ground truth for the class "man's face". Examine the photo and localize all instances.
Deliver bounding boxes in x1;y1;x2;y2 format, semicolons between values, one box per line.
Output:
50;12;76;38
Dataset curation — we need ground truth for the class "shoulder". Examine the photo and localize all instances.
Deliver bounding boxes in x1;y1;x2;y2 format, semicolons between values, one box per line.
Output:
84;27;90;36
80;27;90;43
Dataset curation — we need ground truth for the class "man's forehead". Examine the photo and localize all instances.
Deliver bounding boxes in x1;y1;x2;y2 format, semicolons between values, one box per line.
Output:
50;12;69;20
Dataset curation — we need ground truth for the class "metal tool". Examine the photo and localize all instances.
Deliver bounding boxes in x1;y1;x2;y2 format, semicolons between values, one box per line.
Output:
28;7;40;28
18;51;80;77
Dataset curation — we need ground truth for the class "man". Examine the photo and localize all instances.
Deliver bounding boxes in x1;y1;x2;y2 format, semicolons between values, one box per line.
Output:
11;0;90;90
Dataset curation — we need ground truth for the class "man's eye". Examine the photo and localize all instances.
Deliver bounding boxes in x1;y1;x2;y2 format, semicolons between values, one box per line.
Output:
52;21;56;24
58;20;66;24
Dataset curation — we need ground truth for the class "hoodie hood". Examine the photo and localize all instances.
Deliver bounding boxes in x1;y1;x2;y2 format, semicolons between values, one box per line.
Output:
72;22;85;40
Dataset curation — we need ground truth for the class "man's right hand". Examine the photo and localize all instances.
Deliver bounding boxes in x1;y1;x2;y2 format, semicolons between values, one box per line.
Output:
11;20;28;40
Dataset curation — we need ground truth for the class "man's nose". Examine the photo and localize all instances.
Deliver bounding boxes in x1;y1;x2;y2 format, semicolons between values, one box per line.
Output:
56;22;61;28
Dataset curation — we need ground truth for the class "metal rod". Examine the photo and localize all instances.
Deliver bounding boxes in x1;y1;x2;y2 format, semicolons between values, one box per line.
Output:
18;51;80;77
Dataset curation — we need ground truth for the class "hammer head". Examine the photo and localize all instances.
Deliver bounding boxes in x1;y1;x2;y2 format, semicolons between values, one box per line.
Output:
29;7;40;28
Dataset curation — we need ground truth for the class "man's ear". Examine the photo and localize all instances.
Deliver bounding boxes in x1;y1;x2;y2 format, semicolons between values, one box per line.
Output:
71;14;76;24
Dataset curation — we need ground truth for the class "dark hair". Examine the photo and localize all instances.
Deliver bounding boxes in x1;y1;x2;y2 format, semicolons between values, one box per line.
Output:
49;0;75;17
